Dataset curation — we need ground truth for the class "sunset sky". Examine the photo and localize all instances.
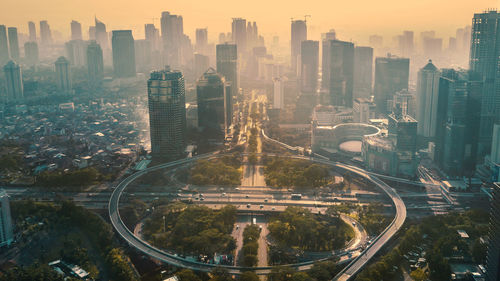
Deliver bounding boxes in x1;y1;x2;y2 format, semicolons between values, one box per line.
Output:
1;0;497;45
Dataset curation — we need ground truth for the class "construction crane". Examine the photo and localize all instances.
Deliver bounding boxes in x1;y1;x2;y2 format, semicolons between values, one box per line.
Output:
304;15;311;23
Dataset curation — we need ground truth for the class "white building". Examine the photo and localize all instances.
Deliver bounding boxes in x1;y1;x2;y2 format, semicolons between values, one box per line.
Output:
416;60;440;137
273;77;284;109
353;97;376;123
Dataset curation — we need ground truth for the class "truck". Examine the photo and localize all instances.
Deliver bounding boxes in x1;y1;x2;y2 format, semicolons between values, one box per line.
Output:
291;193;302;200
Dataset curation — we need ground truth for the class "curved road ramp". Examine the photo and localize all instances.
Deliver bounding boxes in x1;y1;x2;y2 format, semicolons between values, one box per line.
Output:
108;153;406;277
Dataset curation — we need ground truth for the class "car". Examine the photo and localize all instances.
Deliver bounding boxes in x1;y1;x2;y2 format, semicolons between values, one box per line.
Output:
200;193;204;197
200;197;204;201
235;188;240;191
259;205;264;209
245;195;249;198
247;204;251;208
271;207;275;211
264;198;268;202
222;193;226;197
236;225;240;230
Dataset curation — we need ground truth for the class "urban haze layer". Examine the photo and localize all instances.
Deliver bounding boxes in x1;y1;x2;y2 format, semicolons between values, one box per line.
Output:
0;5;499;281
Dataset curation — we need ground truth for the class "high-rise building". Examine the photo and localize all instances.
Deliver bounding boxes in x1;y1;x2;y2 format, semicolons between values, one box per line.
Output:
7;27;19;60
28;21;36;42
0;26;9;65
134;39;152;72
3;60;23;102
300;40;319;93
353;97;376;123
87;41;104;88
95;17;108;50
231;18;247;56
160;11;184;68
88;26;96;40
438;69;483;176
195;28;208;53
216;43;237;96
486;182;500;281
148;69;187;161
397;31;414;57
470;11;500;159
24;41;39;66
325;40;354;107
273;77;284;109
111;30;136;78
353;46;373;99
374;55;409;114
416;60;440;138
369;35;383;49
492;123;500;167
290;19;307;75
55;56;72;94
0;189;13;247
194;53;210;79
39;20;52;46
145;24;160;51
71;20;82;40
65;40;87;66
196;68;227;134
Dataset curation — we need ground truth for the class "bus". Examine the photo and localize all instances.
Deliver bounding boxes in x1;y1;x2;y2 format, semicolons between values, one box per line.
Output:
291;194;302;200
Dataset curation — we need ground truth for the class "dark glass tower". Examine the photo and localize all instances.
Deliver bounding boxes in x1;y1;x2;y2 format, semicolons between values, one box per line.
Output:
374;55;409;114
300;40;319;93
216;43;237;96
325;40;354;107
148;69;187;161
486;182;500;281
87;41;104;88
112;30;136;78
196;68;226;137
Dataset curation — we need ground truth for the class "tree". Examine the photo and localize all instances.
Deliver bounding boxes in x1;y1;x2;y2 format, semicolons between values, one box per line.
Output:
177;269;202;281
240;271;259;281
410;268;428;281
209;267;232;281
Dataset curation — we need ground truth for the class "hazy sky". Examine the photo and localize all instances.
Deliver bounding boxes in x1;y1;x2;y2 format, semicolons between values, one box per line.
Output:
1;0;497;45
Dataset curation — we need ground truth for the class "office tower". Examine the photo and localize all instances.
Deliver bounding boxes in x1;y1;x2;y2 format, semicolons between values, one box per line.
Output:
194;53;209;79
353;46;373;99
195;28;208;53
374;55;409;114
0;26;9;65
216;43;237;95
95;17;108;50
416;60;440;138
147;69;187;161
55;56;72;94
145;24;159;51
0;189;13;247
323;29;336;41
273;77;284;109
369;35;383;49
28;21;36;42
353;97;376;123
24;42;39;66
397;31;414;57
196;68;226;135
3;60;23;102
422;37;443;59
231;18;247;56
87;41;103;88
39;20;52;46
493;124;500;165
486;182;500;281
88;26;96;40
290;19;307;75
134;39;152;72
300;40;319;93
470;11;500;158
438;69;483;176
111;30;136;78
325;40;354;107
160;11;184;67
65;40;87;66
7;27;19;60
71;20;82;40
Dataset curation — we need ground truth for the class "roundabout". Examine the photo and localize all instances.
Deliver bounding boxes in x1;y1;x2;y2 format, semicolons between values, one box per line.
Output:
108;153;406;279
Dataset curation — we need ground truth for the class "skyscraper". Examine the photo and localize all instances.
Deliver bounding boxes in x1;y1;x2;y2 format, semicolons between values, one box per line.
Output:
470;11;500;158
325;40;354;107
231;18;247;56
111;30;136;78
374;55;410;114
216;43;238;96
65;40;87;66
148;69;187;161
290;19;307;75
55;56;72;94
194;53;210;79
71;20;82;40
145;24;159;51
300;40;319;93
0;26;9;65
160;11;184;68
196;68;227;135
95;17;108;50
273;77;284;109
397;31;414;57
353;46;373;99
134;39;152;72
87;41;104;88
0;189;13;247
486;182;500;281
28;21;36;42
39;20;52;46
195;28;208;53
416;60;440;138
24;41;39;66
7;27;19;60
3;60;23;102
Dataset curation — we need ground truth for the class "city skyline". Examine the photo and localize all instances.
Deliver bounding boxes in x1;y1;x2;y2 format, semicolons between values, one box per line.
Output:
0;0;494;44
